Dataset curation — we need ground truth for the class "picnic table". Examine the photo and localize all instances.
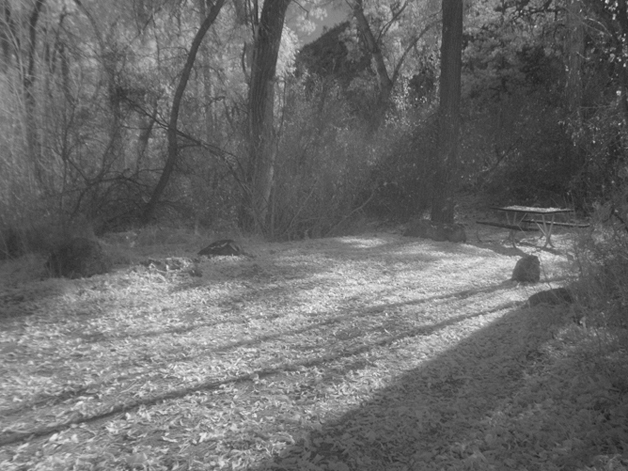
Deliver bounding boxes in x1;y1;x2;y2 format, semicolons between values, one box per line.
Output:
478;205;586;248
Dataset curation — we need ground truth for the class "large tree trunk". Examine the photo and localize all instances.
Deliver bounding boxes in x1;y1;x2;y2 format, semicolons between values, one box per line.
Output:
243;0;290;233
142;0;225;223
430;0;462;224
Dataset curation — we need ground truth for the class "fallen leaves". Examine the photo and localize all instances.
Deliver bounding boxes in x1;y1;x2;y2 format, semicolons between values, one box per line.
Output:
0;232;626;470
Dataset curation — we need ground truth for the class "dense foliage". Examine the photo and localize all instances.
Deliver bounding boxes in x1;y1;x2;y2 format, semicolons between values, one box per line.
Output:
1;2;627;468
0;0;627;239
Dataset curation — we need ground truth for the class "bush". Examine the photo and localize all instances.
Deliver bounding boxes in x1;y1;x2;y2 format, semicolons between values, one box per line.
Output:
267;79;375;239
45;238;112;279
363;116;438;221
573;204;628;332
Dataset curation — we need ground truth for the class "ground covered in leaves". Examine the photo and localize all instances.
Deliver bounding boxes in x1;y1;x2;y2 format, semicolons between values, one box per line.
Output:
1;226;627;470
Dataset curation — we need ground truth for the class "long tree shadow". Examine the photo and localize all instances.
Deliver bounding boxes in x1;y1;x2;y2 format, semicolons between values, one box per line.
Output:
0;234;586;468
0;298;520;445
246;303;599;471
0;279;521;427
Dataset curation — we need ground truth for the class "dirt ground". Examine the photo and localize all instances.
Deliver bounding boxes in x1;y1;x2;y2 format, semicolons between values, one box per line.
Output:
1;220;627;471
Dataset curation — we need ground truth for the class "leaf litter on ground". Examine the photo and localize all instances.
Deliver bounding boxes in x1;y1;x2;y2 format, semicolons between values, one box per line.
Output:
0;228;627;471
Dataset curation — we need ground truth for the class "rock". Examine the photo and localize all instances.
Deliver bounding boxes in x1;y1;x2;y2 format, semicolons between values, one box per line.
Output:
443;223;467;243
512;255;540;282
46;238;111;278
198;239;242;257
404;219;466;243
528;287;573;307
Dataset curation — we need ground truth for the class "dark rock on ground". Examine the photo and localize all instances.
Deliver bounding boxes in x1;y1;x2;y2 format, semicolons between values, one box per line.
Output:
528;287;573;307
444;223;467;243
404;219;467;243
512;255;540;283
46;238;111;279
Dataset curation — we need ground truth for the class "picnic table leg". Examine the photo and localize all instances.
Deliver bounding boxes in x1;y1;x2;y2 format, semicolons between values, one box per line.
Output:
509;229;517;247
535;214;556;248
505;211;525;247
505;211;517;247
545;214;557;247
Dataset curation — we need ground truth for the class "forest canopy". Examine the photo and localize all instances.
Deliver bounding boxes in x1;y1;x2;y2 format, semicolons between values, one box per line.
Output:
0;0;627;245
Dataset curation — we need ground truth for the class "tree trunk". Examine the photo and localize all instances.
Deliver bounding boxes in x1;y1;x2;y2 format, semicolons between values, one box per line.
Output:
565;0;585;189
566;0;584;115
199;0;216;143
74;0;126;181
0;0;14;72
351;0;394;114
133;11;156;172
243;0;290;233
23;0;46;185
142;0;225;223
430;0;462;224
614;0;628;124
135;101;157;171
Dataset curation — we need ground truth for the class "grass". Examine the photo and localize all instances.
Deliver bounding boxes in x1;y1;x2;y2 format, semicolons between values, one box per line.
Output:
0;226;627;471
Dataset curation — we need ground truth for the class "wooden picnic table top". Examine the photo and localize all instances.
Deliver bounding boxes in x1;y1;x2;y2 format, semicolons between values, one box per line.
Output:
491;205;573;215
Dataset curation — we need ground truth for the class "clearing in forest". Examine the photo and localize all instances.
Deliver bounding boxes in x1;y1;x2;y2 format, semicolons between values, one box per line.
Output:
1;229;626;471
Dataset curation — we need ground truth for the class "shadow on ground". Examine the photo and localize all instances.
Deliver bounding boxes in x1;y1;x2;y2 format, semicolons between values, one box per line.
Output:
246;302;599;471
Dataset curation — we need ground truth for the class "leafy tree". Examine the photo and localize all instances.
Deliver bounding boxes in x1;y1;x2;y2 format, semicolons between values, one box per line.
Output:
296;0;440;127
142;0;226;223
349;0;440;122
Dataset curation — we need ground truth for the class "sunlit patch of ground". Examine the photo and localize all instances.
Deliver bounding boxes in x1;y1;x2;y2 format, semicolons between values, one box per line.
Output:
0;228;625;471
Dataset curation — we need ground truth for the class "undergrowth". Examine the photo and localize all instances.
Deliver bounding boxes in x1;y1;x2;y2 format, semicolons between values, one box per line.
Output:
572;210;628;340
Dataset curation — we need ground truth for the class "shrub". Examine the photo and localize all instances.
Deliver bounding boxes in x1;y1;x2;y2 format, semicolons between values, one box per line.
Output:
268;79;375;239
573;202;628;333
363;116;438;222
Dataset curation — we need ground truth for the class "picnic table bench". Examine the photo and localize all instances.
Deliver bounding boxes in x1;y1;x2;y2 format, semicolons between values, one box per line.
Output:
477;205;589;247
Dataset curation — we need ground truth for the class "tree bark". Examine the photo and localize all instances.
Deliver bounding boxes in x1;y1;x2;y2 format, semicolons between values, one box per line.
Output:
23;0;46;185
351;0;394;111
614;0;628;124
350;1;439;129
430;0;462;224
566;0;584;115
135;100;157;171
74;0;125;179
199;0;216;142
142;0;225;223
244;0;291;233
565;0;585;182
0;0;14;72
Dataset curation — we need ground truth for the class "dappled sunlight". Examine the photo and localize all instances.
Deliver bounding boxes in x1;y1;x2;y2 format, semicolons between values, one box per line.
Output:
1;231;620;471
